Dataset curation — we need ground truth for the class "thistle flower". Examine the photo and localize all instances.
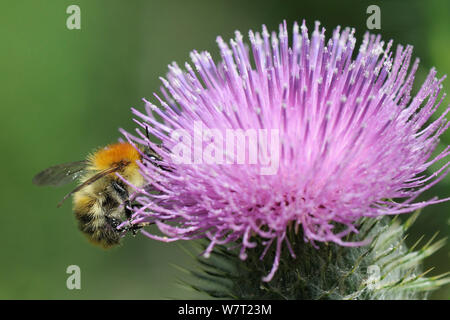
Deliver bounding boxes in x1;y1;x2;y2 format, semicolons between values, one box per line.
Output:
122;20;450;282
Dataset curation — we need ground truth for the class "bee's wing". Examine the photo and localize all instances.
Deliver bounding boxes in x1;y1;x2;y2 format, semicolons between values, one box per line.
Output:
56;164;123;208
32;161;89;187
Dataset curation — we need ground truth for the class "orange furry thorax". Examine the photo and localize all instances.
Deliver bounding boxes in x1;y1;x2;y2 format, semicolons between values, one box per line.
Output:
89;142;142;171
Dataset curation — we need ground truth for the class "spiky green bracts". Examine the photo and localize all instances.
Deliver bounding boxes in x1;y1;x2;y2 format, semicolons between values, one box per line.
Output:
183;213;449;299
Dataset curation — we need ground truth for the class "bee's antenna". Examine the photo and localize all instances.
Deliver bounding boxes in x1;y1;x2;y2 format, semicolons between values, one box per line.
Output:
144;125;155;152
145;125;151;142
143;124;173;172
144;125;156;152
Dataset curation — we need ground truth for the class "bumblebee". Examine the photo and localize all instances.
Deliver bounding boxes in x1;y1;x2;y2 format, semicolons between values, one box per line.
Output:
33;140;165;248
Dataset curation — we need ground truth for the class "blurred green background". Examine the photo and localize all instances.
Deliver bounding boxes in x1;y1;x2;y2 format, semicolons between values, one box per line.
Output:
0;0;448;299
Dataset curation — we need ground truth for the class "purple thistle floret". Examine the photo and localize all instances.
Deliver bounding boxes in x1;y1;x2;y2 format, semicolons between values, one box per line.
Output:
121;21;450;281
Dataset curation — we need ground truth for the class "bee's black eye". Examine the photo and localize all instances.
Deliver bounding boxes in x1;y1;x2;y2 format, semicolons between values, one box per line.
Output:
142;145;172;172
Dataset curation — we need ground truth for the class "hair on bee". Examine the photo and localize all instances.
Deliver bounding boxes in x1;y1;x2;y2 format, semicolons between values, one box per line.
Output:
32;140;168;248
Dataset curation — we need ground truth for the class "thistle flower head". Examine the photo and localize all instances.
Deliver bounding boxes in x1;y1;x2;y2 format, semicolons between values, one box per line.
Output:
122;20;450;281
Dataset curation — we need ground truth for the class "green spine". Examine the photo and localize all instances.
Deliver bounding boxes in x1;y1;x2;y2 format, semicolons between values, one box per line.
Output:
181;212;449;299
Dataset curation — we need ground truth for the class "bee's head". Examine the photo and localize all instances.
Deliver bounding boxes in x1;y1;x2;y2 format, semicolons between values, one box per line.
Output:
140;144;172;173
141;126;172;172
142;145;162;163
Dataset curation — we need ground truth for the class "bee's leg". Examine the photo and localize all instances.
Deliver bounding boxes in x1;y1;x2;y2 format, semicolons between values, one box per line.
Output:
111;181;152;235
123;200;133;220
111;180;133;220
117;222;151;235
106;216;122;229
130;222;151;235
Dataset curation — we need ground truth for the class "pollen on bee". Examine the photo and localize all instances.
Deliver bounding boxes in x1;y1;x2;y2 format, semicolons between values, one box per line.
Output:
90;142;141;170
